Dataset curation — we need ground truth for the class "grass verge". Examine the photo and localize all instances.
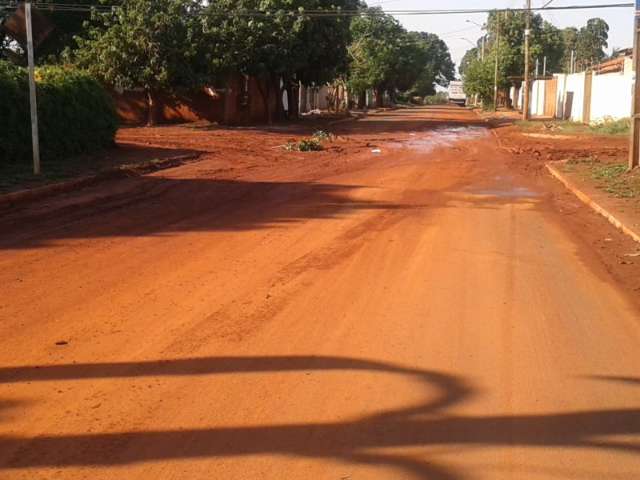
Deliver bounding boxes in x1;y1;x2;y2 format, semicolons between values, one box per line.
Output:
517;118;630;136
564;158;640;198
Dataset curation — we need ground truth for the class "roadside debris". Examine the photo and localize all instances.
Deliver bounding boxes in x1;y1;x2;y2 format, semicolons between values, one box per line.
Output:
371;148;382;154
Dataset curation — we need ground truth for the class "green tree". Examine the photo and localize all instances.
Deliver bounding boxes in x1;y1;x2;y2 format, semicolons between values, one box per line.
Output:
70;0;205;125
560;27;579;72
348;9;406;105
462;10;570;104
462;57;494;103
576;18;609;68
410;32;455;96
459;47;479;77
348;9;434;106
203;0;360;121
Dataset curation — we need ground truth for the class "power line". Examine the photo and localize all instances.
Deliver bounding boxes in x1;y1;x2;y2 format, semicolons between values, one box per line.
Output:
0;2;634;15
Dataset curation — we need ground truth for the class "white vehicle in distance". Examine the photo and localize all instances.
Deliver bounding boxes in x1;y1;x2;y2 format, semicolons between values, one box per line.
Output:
447;81;467;106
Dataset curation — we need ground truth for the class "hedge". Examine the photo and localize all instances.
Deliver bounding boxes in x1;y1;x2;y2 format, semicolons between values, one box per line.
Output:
0;61;118;164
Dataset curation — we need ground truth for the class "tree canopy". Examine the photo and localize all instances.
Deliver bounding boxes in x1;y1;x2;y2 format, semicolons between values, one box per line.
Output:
348;8;454;103
5;0;456;120
461;12;611;103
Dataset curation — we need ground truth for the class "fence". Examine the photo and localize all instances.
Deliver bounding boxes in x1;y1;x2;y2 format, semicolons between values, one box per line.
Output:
509;56;633;123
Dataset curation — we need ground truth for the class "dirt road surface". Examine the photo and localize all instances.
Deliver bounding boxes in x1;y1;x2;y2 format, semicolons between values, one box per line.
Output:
0;107;639;479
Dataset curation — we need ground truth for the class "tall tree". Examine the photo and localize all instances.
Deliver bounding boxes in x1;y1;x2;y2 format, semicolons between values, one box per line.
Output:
560;27;579;72
410;32;455;96
203;0;360;122
576;18;609;68
71;0;205;125
347;8;407;105
348;9;435;106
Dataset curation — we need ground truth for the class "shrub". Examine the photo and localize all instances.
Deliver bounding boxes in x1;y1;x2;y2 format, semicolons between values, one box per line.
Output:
0;61;117;164
298;138;323;151
423;92;448;105
589;117;630;136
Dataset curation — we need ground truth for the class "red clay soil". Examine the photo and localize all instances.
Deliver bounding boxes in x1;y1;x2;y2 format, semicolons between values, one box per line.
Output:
0;106;638;480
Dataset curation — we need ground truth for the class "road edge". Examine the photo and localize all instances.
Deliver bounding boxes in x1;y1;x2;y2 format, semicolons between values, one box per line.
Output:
546;160;640;244
0;153;200;209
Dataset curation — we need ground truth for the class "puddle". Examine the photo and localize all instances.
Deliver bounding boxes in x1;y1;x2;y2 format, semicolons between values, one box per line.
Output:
391;126;488;154
469;186;540;199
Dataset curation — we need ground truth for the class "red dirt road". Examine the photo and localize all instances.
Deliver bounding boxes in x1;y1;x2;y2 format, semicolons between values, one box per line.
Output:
0;107;639;479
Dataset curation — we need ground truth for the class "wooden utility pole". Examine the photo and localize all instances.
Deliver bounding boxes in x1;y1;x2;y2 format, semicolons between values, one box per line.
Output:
522;0;531;120
25;1;41;175
493;12;500;111
629;0;640;169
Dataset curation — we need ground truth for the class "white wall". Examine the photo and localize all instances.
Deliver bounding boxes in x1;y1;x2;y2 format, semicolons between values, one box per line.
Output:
554;74;567;119
564;72;586;122
530;79;546;117
590;69;633;122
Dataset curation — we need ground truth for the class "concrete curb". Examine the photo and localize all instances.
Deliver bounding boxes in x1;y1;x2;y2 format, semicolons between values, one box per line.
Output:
0;153;200;209
546;160;640;244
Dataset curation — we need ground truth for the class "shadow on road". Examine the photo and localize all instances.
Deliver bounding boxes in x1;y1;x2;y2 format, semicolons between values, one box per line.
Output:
0;178;421;250
0;356;638;479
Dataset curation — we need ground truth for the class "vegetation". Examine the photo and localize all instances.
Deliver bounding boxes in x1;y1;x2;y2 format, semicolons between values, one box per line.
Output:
348;10;454;107
423;92;449;105
461;11;610;104
589;117;630;136
3;1;455;128
69;0;205;125
516;118;630;137
564;158;640;199
0;60;117;163
284;130;332;152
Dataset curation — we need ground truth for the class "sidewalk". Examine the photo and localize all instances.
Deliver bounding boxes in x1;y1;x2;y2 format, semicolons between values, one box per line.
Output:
546;159;640;244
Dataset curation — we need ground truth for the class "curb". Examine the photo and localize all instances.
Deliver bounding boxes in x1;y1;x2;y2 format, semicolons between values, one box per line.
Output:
546;160;640;244
0;153;200;209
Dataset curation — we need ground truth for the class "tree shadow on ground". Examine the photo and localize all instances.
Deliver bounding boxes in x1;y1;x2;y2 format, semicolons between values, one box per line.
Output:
0;357;638;479
0;177;425;250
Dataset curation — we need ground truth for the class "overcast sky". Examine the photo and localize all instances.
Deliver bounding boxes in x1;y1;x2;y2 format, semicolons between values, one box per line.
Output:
374;0;634;73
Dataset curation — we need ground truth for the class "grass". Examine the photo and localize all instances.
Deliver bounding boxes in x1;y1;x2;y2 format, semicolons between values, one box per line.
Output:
564;157;640;199
516;117;630;136
0;156;104;194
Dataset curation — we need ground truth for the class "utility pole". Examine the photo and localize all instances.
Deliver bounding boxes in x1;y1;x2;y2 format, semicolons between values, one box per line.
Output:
629;0;640;169
543;56;547;77
493;12;501;111
25;1;41;175
522;0;531;120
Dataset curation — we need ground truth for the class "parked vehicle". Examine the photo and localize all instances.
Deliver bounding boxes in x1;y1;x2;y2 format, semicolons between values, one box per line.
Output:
447;81;466;106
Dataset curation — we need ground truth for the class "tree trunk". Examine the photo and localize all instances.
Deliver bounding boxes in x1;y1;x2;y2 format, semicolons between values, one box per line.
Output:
254;76;271;125
276;75;286;121
287;81;298;119
298;82;306;115
375;87;384;108
357;91;366;109
223;73;240;125
146;89;158;126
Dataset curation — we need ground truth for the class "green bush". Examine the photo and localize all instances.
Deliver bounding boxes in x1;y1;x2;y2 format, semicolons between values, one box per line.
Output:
423;92;448;105
0;61;117;164
589;117;630;136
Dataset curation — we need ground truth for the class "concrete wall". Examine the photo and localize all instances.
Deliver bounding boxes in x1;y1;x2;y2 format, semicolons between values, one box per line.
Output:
530;79;546;117
553;65;632;123
590;68;633;121
561;72;586;122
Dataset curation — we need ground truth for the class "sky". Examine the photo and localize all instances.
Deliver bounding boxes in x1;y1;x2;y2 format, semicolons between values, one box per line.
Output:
373;0;635;74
